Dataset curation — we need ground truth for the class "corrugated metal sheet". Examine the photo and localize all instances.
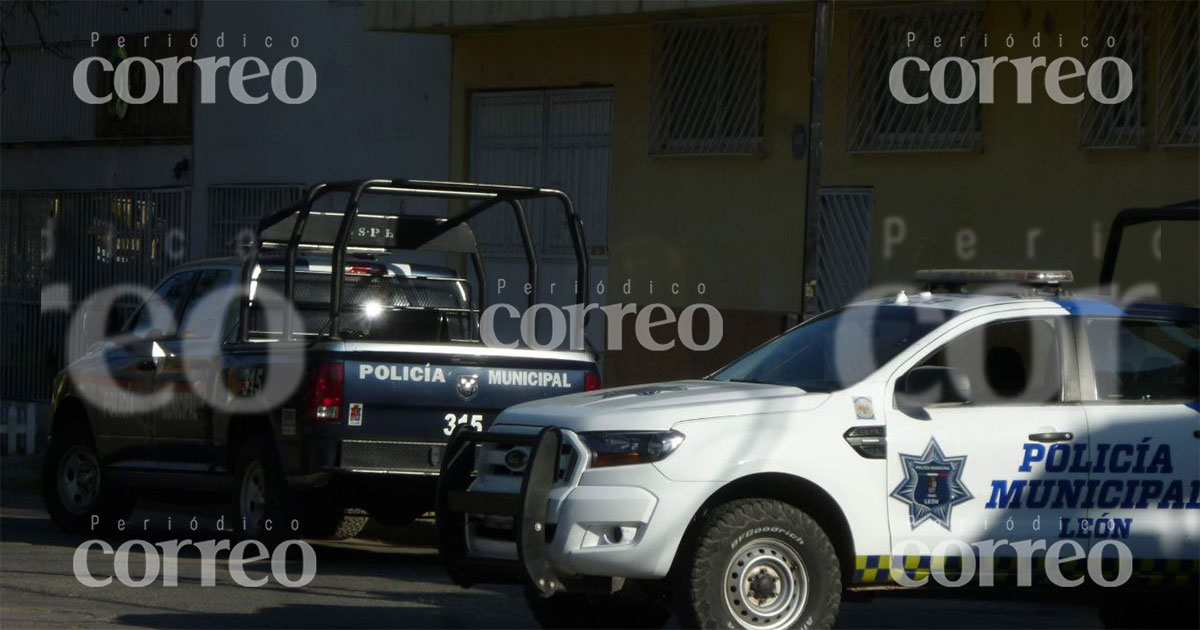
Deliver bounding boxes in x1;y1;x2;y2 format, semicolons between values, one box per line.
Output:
815;188;873;312
367;0;780;31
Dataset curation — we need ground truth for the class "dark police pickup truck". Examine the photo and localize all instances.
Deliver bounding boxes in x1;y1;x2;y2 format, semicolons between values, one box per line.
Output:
43;179;599;541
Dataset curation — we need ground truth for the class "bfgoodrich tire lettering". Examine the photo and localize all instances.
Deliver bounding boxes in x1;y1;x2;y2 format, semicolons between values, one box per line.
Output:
676;498;841;630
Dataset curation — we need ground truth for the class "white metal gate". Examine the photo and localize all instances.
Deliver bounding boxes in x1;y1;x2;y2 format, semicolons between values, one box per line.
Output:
815;188;874;312
469;87;612;351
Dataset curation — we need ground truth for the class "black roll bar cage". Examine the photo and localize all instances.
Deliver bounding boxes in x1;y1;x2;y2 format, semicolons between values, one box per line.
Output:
1098;200;1199;293
237;179;590;342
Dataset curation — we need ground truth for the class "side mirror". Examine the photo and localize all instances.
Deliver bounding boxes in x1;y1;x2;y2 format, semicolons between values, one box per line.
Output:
896;366;971;410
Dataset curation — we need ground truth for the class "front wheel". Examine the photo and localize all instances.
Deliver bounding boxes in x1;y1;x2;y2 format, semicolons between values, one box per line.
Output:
674;498;841;630
42;422;133;534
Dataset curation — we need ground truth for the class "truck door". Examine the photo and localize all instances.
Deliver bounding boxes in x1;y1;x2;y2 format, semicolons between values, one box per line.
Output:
885;313;1089;580
95;271;195;465
1077;315;1200;560
154;268;236;467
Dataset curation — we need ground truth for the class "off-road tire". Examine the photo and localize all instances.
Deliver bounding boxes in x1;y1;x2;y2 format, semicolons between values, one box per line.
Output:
523;584;672;629
674;498;841;630
232;435;299;545
302;503;369;540
43;421;134;534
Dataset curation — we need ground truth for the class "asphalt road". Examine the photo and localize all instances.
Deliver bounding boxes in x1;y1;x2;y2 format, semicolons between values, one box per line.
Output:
0;488;1105;629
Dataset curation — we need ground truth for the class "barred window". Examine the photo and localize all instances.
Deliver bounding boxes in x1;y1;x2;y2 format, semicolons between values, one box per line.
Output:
847;3;983;153
1156;1;1198;147
648;17;766;156
1080;1;1147;148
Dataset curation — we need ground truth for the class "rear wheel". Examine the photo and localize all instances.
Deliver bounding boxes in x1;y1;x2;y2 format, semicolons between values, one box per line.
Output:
232;436;298;544
674;498;841;630
43;421;133;534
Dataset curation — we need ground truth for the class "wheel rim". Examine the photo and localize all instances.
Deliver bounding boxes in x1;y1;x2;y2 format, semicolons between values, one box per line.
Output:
239;460;267;533
57;445;101;515
723;538;809;630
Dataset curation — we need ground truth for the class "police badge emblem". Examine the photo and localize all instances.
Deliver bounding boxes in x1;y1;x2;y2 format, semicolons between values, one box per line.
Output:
456;374;479;400
890;438;972;530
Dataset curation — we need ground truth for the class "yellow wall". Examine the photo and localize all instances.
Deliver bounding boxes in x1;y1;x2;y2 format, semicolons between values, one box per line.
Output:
450;1;1199;316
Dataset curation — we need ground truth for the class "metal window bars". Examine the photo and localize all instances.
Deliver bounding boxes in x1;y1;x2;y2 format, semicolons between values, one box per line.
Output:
648;17;767;156
0;189;188;401
238;179;590;343
846;2;983;154
1155;1;1199;148
1080;0;1148;149
206;185;306;257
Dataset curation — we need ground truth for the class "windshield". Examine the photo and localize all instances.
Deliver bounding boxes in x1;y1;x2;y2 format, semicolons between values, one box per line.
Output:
710;305;956;392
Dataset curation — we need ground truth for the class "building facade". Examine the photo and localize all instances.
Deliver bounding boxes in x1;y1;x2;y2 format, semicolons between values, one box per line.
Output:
1;1;450;406
371;0;1199;385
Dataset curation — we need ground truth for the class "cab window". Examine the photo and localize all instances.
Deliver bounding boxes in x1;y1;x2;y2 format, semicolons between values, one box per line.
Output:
178;269;235;339
912;317;1063;405
1085;318;1199;402
711;305;956;392
128;271;196;339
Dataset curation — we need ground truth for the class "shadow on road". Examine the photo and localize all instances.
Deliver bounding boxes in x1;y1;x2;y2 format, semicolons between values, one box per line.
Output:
2;489;1108;630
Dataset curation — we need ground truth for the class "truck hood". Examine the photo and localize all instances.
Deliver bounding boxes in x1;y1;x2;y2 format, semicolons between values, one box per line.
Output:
493;379;829;433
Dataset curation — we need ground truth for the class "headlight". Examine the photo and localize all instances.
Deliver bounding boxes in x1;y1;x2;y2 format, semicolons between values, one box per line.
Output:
578;430;685;468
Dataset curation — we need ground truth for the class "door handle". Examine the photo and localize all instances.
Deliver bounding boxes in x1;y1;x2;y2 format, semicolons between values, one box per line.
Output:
1028;431;1073;443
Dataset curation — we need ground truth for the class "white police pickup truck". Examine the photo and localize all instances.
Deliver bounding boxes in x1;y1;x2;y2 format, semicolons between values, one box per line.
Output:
436;209;1199;630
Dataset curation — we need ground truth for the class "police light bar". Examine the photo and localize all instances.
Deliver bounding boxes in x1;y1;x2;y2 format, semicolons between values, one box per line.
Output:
914;269;1074;286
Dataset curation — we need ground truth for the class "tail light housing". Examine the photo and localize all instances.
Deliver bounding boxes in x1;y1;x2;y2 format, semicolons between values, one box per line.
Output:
585;372;601;391
344;263;385;276
304;362;344;422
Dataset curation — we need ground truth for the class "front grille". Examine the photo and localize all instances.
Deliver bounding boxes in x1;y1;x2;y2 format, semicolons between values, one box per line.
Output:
339;440;444;473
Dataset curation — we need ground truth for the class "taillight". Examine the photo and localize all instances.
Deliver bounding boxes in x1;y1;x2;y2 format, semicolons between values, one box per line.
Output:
585;372;601;391
305;362;344;422
344;263;383;276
